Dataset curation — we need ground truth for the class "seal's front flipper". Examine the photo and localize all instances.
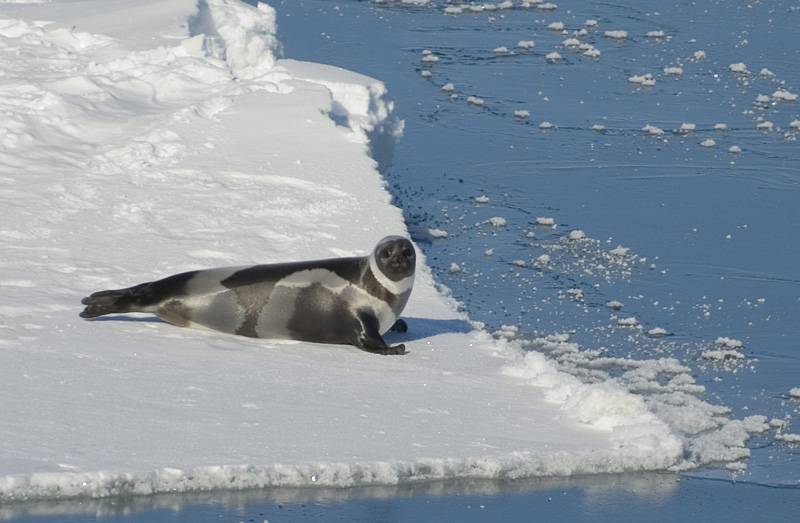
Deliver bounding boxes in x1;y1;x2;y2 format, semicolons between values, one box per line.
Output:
355;310;407;355
390;318;408;333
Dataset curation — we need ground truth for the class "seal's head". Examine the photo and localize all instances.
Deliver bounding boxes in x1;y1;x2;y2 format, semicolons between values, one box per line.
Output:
370;236;416;293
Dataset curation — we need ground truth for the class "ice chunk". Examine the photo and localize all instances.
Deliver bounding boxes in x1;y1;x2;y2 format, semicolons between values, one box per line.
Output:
604;30;628;39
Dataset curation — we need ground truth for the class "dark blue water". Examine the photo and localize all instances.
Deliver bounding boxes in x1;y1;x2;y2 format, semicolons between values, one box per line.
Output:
7;0;800;520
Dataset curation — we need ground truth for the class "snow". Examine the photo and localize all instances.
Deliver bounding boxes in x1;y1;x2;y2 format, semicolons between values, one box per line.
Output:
0;0;764;503
467;95;485;106
441;82;455;92
648;327;668;337
488;216;507;227
513;109;530;119
517;40;535;49
629;73;654;85
547;21;564;31
567;230;586;240
729;145;742;154
545;51;561;63
700;139;716;148
536;217;555;226
788;387;800;398
664;66;683;76
474;195;491;204
692;50;706;60
775;433;800;443
729;62;748;74
603;30;628;40
772;89;798;102
539;120;555;129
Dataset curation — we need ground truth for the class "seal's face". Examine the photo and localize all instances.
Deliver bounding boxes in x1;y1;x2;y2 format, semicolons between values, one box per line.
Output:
374;236;416;282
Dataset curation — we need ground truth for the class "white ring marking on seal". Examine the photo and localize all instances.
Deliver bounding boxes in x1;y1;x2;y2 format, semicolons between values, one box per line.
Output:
369;254;414;295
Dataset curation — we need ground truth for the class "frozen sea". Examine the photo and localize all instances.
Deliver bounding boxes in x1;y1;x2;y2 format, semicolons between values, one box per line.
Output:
4;0;800;520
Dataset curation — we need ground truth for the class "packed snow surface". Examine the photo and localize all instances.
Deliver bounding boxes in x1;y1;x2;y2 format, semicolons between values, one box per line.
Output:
0;0;766;503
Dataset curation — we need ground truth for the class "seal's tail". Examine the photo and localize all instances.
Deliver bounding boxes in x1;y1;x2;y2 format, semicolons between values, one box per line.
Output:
79;283;151;318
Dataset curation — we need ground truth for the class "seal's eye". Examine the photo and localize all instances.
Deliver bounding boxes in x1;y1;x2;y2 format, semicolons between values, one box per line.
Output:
380;249;391;260
402;248;413;258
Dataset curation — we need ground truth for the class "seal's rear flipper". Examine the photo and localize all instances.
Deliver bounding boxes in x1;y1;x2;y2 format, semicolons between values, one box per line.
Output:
79;284;149;318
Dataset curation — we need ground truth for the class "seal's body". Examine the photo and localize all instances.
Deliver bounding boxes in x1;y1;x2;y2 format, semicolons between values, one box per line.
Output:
80;236;415;355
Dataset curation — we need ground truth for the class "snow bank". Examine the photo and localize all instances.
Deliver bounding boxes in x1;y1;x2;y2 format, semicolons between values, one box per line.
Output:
190;0;280;79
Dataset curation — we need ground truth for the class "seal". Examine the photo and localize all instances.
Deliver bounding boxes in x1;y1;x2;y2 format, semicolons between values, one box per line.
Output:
80;236;415;355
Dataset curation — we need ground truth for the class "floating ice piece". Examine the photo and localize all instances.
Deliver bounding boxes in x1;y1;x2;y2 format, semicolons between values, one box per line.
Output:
568;229;586;240
591;123;606;131
776;433;800;443
693;50;706;60
514;109;530;119
791;119;800;130
567;288;584;300
488;216;507;227
648;327;668;337
629;73;655;86
788;387;800;398
772;89;798;101
563;38;581;48
545;51;562;62
475;195;490;204
422;53;439;63
468;4;485;12
484;248;494;256
449;262;462;273
421;70;432;78
467;95;485;106
700;138;716;147
728;145;742;154
679;122;696;132
664;66;683;76
755;94;771;104
512;259;528;267
582;47;601;58
759;67;775;77
493;324;519;338
539;121;555;129
443;6;464;14
725;462;747;472
493;46;510;54
642;124;664;135
584;19;598;28
714;123;728;131
538;2;558;10
756;120;774;131
603;30;628;39
517;40;535;49
606;300;624;310
521;0;542;6
534;254;551;266
441;82;455;92
526;231;536;238
729;62;748;74
702;349;744;361
617;317;639;327
647;30;666;38
548;21;565;31
536;216;555;226
609;245;629;256
715;337;744;349
428;228;449;238
576;28;588;37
